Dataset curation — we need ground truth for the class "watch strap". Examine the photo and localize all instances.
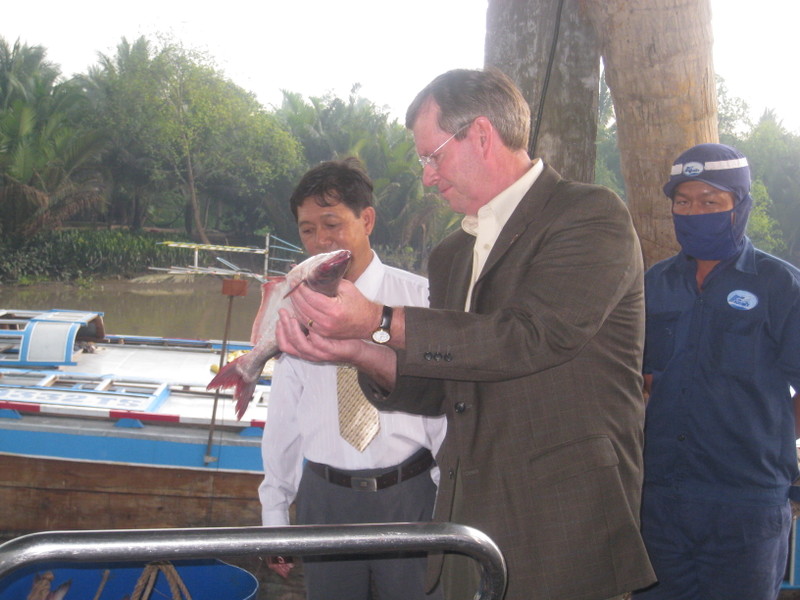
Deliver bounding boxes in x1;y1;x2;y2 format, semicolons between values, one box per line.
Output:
378;305;393;330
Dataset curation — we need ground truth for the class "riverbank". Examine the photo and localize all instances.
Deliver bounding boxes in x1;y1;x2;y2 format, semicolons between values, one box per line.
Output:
0;277;263;340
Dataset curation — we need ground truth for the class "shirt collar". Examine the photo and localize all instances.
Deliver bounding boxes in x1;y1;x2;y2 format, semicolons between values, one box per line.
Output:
671;237;756;277
353;250;382;299
461;159;543;237
732;237;757;274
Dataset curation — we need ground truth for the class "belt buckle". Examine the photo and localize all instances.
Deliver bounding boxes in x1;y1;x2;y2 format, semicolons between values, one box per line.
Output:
351;476;378;492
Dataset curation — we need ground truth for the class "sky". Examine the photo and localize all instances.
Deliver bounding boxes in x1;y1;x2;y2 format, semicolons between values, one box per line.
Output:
3;0;799;134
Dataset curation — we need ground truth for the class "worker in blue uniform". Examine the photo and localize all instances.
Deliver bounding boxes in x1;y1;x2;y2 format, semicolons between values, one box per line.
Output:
635;143;800;600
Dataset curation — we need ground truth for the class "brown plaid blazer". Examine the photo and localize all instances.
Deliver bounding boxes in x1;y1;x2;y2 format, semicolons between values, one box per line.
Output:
369;165;655;600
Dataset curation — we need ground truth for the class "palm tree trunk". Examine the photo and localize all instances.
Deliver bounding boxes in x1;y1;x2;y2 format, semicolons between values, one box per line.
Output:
582;0;718;266
486;0;601;183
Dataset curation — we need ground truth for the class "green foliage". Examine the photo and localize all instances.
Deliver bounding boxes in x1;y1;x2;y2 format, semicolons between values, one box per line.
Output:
373;244;424;275
747;179;786;255
727;110;800;265
0;229;189;282
8;34;793;278
76;36;172;230
0;38;106;243
0;34;457;275
0;38;60;110
75;36;303;239
717;76;753;141
145;44;273;238
711;79;800;264
274;87;458;270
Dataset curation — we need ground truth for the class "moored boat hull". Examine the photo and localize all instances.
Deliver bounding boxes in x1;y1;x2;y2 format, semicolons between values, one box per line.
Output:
0;452;262;541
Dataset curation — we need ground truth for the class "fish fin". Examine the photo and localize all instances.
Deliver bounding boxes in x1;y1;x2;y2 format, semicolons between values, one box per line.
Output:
207;359;242;391
234;348;281;419
252;278;286;343
234;381;258;420
209;351;278;421
208;359;255;421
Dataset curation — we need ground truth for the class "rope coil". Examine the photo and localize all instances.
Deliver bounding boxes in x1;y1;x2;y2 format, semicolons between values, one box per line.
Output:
130;562;192;600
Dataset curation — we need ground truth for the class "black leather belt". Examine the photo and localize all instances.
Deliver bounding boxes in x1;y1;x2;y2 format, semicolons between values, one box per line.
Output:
306;449;434;492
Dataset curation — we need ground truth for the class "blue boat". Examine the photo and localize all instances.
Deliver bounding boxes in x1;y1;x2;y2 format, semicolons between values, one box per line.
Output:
0;308;269;541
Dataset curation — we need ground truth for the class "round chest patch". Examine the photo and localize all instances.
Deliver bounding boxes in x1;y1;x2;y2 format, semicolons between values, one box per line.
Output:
727;290;758;310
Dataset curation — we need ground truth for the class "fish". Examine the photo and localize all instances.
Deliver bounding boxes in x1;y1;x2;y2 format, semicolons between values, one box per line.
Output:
207;249;352;419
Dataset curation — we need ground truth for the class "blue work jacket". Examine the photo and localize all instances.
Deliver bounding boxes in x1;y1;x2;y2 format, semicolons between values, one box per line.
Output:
643;239;800;504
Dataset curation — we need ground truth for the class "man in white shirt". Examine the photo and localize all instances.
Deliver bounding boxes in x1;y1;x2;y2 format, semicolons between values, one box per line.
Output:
258;157;446;600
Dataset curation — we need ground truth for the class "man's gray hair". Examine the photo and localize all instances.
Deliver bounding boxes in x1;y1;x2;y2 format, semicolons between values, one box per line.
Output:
405;68;531;151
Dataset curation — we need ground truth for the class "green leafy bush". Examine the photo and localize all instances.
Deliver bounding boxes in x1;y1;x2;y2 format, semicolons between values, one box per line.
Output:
0;230;191;283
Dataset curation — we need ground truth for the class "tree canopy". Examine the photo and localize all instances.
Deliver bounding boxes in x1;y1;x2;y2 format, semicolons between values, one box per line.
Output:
1;29;798;274
0;38;105;244
0;34;458;272
76;37;304;243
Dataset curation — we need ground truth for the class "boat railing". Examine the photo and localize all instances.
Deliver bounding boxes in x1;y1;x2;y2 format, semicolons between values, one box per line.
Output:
0;522;507;600
158;233;305;279
0;309;105;367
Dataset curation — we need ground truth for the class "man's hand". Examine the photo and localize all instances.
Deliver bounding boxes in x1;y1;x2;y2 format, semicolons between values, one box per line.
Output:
276;307;399;391
265;556;294;579
290;279;381;340
275;308;366;364
643;373;653;400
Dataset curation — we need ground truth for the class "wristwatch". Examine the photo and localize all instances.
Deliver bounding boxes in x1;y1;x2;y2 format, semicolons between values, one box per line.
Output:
371;305;393;344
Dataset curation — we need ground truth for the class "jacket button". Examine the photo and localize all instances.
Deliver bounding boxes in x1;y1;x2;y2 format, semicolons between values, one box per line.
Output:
433;352;443;361
424;352;433;361
448;468;455;479
444;353;453;362
454;402;466;413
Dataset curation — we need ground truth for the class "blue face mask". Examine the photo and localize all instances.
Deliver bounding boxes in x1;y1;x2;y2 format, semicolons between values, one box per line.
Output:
672;194;752;261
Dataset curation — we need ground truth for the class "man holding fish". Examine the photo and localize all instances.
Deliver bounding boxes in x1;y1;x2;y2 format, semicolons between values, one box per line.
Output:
274;69;655;600
252;158;446;600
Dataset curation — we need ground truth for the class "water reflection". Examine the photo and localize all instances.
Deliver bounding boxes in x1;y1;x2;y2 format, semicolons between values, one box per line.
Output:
0;276;264;341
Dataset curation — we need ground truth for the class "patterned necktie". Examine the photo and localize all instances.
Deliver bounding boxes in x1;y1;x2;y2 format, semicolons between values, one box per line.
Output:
337;365;380;451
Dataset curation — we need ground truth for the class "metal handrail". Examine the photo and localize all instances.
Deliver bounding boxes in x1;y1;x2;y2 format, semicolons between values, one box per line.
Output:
0;522;507;600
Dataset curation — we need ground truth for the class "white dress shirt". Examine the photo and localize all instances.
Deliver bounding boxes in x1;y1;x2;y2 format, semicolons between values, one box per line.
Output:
462;159;543;309
259;251;447;526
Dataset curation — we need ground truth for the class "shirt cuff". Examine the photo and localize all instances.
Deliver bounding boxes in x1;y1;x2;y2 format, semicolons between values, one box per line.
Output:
261;508;290;528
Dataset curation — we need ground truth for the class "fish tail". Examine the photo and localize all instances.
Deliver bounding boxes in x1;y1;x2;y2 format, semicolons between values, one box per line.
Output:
207;357;258;420
206;360;242;391
235;379;258;420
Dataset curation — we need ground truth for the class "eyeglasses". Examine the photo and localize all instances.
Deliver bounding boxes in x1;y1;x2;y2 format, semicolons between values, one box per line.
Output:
417;121;473;170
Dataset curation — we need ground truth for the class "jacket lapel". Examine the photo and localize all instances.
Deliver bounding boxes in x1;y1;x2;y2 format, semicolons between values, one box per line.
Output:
445;239;474;310
471;165;562;302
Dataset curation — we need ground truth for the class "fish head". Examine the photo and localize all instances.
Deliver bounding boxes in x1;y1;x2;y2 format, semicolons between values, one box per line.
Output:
302;249;352;296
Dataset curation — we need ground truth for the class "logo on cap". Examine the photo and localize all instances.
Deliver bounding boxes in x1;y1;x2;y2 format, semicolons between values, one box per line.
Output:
683;162;704;177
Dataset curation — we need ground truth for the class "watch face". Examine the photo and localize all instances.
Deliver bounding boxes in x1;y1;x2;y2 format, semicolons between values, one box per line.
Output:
372;329;391;344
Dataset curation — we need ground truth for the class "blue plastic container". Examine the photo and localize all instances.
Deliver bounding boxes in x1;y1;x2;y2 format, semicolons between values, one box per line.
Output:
0;559;257;600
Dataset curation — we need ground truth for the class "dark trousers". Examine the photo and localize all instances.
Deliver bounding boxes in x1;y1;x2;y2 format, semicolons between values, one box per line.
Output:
295;458;442;600
634;487;791;600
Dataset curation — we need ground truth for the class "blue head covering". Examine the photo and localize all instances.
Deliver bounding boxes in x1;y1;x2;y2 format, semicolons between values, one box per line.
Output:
664;143;753;260
663;143;752;204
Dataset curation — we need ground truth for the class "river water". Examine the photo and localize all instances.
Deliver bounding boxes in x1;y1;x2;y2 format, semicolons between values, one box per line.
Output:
0;275;264;341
